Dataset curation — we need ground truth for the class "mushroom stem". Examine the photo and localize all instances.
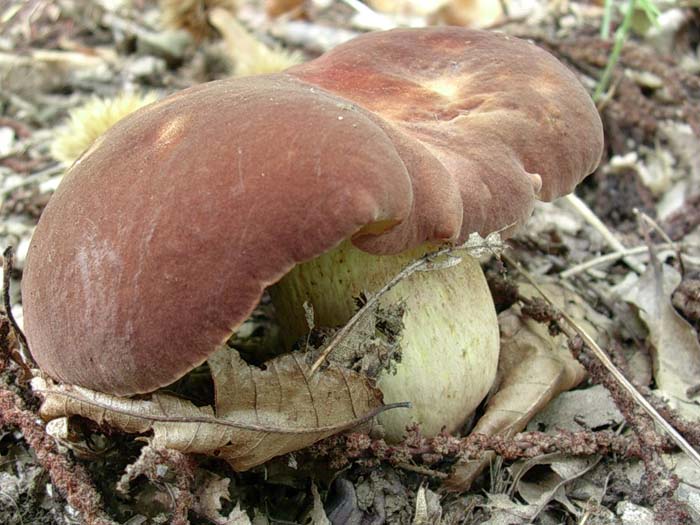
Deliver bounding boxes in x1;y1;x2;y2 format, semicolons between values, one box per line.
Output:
269;240;500;441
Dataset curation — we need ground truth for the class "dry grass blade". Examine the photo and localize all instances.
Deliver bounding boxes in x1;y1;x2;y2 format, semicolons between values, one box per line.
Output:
560;243;700;279
563;193;645;274
503;253;700;469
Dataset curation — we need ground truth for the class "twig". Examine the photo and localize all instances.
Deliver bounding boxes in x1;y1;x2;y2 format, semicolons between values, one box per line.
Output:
315;428;671;468
560;243;700;279
2;247;33;374
503;253;700;469
634;209;685;276
563;193;646;274
397;462;448;479
309;230;506;375
0;163;63;198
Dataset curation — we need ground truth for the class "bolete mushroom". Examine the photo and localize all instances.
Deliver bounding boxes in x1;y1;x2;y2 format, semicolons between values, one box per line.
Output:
22;28;603;441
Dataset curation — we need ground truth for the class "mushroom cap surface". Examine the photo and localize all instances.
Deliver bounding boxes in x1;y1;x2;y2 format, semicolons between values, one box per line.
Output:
23;28;603;395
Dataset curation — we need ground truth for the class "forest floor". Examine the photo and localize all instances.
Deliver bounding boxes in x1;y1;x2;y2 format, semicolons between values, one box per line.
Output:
1;1;700;524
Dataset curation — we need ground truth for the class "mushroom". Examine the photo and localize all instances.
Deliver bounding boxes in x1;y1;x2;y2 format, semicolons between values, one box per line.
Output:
22;28;603;441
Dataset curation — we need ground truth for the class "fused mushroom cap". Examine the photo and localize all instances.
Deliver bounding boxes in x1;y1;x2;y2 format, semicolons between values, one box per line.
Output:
288;28;603;251
22;28;603;395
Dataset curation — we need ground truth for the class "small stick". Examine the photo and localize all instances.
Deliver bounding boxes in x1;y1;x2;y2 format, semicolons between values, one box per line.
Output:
560;242;700;279
503;253;700;469
634;208;685;276
397;462;448;479
0;163;64;198
563;193;646;274
340;0;397;30
2;247;33;373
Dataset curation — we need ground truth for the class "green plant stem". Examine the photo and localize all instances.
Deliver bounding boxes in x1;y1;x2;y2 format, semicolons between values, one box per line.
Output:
593;0;637;102
601;0;614;39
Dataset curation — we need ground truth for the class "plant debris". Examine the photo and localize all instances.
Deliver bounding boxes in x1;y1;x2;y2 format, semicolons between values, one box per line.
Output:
2;0;700;523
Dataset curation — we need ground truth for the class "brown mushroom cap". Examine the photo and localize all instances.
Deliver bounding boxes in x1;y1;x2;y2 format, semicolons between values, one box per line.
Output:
22;28;603;395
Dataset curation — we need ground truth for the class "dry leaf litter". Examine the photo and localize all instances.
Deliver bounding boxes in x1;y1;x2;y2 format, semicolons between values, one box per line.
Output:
1;0;700;524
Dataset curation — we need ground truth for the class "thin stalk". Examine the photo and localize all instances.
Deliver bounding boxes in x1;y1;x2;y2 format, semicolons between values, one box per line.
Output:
601;0;615;39
593;0;637;101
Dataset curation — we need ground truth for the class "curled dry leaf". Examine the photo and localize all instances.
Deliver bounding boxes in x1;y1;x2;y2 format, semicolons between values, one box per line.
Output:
34;348;388;471
513;455;599;519
447;282;598;491
623;260;700;420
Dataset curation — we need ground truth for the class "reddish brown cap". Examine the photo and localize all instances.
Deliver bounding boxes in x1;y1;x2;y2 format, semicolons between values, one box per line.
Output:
22;28;603;395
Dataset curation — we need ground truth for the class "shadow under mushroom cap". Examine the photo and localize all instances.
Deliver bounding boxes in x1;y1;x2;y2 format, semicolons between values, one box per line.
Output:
22;27;603;395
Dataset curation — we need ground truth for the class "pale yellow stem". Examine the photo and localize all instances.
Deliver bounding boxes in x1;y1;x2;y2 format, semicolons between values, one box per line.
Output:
270;240;500;441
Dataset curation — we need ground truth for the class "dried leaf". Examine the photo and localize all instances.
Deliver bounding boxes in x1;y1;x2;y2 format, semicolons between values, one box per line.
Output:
528;384;624;432
484;493;536;524
193;471;233;523
624;261;700;419
437;0;504;28
367;0;449;16
513;455;597;518
517;470;576;515
447;282;595;491
208;7;303;77
265;0;304;18
412;485;442;524
462;230;505;259
35;347;387;471
477;282;592;437
304;483;330;525
225;503;253;525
